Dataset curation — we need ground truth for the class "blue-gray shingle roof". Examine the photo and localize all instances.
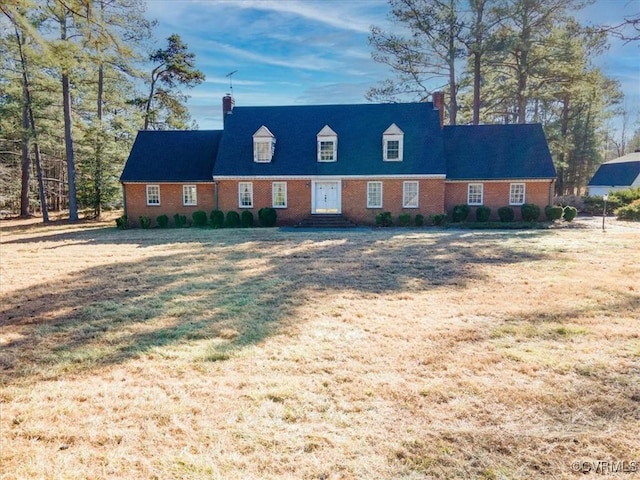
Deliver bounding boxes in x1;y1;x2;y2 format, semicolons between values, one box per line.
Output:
120;130;222;182
588;156;640;187
443;124;556;180
213;103;445;177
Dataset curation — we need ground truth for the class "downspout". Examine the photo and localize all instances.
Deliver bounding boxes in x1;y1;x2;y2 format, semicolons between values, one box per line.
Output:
214;180;219;211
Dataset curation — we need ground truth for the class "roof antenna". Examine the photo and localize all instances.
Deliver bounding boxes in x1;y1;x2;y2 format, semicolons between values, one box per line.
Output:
225;70;238;96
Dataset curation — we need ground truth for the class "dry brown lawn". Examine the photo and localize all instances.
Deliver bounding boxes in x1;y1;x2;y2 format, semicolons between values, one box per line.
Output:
1;215;639;479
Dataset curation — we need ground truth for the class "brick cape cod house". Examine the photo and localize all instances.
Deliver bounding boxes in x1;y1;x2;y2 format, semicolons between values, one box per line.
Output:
120;94;556;226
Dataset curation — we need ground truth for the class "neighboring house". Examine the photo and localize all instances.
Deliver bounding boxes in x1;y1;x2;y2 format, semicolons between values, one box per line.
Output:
587;152;640;197
120;95;557;226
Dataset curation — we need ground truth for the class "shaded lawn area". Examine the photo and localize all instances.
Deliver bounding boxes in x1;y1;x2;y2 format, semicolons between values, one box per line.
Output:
1;220;639;479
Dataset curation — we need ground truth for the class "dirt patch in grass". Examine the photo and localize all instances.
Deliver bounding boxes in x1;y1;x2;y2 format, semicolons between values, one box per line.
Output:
1;217;639;479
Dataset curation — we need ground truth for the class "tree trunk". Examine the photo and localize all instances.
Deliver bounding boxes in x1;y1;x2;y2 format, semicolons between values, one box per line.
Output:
447;0;457;125
472;52;481;125
94;62;104;218
13;21;48;223
61;17;78;221
20;93;31;217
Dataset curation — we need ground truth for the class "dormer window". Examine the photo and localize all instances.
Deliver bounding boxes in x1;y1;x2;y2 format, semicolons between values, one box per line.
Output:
317;125;337;162
253;125;276;163
383;123;404;161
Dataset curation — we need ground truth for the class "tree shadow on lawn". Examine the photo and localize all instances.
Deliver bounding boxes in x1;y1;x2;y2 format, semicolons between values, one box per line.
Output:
1;229;552;385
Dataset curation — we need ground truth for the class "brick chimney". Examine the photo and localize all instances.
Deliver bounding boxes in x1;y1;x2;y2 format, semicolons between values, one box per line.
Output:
432;91;444;128
222;93;234;120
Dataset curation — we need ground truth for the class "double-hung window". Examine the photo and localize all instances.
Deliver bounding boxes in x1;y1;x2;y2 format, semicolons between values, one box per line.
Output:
383;123;404;161
467;183;483;206
367;182;383;208
272;182;287;208
183;185;197;206
253;126;276;163
317;125;338;162
403;181;419;208
509;183;525;205
238;182;253;208
146;185;160;205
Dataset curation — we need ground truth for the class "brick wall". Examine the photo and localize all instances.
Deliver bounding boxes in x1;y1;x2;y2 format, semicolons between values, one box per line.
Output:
444;181;554;220
123;183;215;227
217;178;446;226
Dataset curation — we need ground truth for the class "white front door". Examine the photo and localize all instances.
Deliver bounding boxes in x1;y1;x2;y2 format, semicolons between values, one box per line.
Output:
312;181;341;214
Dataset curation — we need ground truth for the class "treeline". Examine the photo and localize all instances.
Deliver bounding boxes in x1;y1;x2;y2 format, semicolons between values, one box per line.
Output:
0;0;203;221
369;0;640;195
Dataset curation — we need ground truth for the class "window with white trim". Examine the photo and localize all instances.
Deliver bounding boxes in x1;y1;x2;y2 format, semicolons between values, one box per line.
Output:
467;183;483;206
317;125;337;162
367;181;382;208
238;182;253;208
383;123;404;161
272;182;287;208
253;126;276;163
183;185;197;206
146;185;160;205
403;181;419;208
509;183;525;205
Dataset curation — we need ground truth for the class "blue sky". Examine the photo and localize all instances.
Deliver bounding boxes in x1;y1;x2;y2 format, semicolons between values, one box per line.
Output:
144;0;640;131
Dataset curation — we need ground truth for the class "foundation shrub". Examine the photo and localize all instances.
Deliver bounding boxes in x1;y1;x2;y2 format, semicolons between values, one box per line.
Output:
225;210;241;228
498;206;514;223
414;214;425;226
398;213;411;226
210;210;224;228
173;213;187;228
241;210;254;227
452;204;470;222
521;203;541;221
430;213;447;226
475;206;491;222
156;214;169;228
258;207;277;227
375;211;393;227
139;216;151;229
115;215;128;229
192;210;208;227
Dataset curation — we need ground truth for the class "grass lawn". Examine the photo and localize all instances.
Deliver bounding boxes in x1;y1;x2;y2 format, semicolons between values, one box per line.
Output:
1;217;639;479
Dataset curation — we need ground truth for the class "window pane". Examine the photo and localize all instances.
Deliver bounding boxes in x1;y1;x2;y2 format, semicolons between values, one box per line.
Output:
367;182;382;208
239;182;253;207
386;140;399;160
183;185;197;205
468;184;483;205
146;185;160;205
272;182;287;208
319;141;335;161
510;184;525;205
403;182;418;208
254;141;272;162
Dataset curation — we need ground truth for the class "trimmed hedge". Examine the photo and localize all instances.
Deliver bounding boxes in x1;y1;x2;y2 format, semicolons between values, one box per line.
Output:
563;206;578;222
476;206;491;222
498;206;514;223
115;215;128;229
241;210;254;227
375;211;393;227
157;214;169;228
210;210;224;228
258;207;277;227
173;213;187;228
430;213;447;226
521;203;541;222
225;210;241;227
398;213;411;226
452;204;471;222
139;216;151;229
192;210;208;227
414;214;425;226
545;205;563;221
616;199;640;221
